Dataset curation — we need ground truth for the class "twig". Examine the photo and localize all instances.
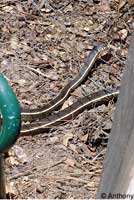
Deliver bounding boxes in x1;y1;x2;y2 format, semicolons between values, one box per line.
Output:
44;175;90;184
44;158;66;174
10;171;32;180
24;65;47;79
92;149;106;162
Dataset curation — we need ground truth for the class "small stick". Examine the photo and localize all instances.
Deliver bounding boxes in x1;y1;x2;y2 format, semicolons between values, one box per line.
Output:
0;155;6;198
25;65;46;78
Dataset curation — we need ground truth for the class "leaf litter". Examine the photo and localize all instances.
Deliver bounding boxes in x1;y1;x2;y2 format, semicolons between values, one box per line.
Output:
0;0;133;198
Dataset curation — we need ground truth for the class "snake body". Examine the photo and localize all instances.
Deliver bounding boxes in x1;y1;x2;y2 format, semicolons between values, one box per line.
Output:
20;42;119;136
21;43;104;121
21;89;119;136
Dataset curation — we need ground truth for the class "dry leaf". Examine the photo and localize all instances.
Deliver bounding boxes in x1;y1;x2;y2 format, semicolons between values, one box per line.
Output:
8;156;19;165
21;99;32;105
6;149;19;165
69;143;77;152
17;79;26;86
65;158;75;167
6;181;18;198
120;48;128;57
103;119;112;130
118;0;127;10
61;96;74;110
2;6;13;12
13;145;28;164
96;2;111;12
79;144;92;158
30;56;48;65
16;3;25;13
127;0;134;3
45;71;59;80
79;134;89;143
62;132;74;146
118;29;128;40
64;4;73;13
10;36;19;50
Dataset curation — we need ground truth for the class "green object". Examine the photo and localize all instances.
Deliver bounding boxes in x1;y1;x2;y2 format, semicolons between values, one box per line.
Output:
0;74;21;153
0;74;21;198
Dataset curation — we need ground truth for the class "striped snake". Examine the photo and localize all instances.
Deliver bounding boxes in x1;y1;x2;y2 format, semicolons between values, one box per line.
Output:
20;42;119;136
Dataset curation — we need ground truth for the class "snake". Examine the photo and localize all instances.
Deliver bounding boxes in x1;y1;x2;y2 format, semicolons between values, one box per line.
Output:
21;42;105;121
20;42;119;136
20;89;119;136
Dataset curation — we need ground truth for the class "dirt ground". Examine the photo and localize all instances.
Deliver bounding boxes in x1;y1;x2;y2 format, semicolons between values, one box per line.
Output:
0;0;133;199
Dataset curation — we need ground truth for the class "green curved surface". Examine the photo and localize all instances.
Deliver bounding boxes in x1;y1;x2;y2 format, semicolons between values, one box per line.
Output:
0;74;21;153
